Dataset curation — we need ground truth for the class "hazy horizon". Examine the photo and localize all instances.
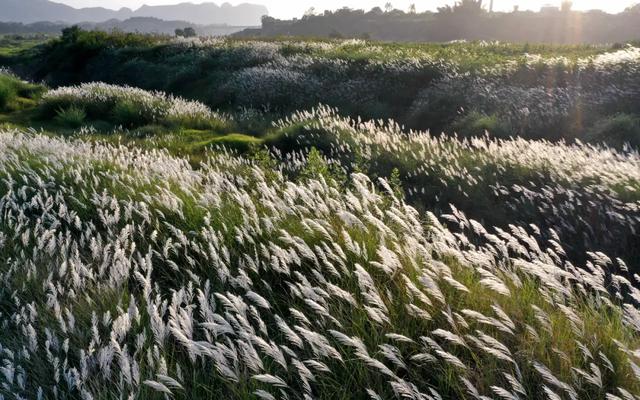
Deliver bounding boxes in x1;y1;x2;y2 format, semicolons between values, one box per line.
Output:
51;0;638;19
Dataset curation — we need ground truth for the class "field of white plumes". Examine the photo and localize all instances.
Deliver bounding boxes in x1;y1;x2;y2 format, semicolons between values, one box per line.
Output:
269;106;640;269
2;36;640;398
1;111;640;400
22;33;640;146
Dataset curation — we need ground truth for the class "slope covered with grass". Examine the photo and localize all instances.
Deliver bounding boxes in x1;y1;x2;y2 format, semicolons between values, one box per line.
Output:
7;30;640;147
1;73;638;271
0;68;43;112
1;67;640;399
265;106;640;271
1;129;640;400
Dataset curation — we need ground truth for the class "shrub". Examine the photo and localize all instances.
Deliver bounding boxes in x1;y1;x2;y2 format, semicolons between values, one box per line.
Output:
452;111;513;138
0;79;15;110
586;113;640;148
112;100;149;128
54;106;86;128
0;71;45;111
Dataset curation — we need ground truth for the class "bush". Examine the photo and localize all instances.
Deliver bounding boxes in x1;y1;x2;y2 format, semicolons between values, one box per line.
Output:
112;100;149;128
452;111;513;138
586;113;640;148
0;71;45;111
0;80;15;110
54;106;86;128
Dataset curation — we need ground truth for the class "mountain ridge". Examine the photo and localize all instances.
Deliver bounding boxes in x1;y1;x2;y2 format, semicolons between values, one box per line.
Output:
0;0;268;26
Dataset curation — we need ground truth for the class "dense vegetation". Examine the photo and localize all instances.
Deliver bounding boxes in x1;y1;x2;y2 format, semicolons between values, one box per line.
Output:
1;33;640;400
0;18;247;37
7;30;640;148
0;67;44;111
243;4;640;44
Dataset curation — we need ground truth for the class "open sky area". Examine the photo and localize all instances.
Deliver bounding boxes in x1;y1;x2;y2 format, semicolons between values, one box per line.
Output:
52;0;638;19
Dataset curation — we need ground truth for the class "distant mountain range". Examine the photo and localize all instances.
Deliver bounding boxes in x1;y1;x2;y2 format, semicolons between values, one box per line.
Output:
0;0;268;26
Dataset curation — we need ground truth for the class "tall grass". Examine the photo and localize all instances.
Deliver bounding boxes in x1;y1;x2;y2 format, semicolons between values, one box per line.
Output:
1;54;640;399
0;68;45;111
40;82;230;130
0;126;639;399
13;30;640;146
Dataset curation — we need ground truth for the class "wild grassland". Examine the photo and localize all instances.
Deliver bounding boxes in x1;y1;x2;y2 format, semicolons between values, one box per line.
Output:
1;42;640;400
6;30;639;147
1;128;640;400
0;35;44;58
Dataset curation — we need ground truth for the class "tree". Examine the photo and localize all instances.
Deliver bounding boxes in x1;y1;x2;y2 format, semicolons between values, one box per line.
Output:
408;3;417;14
183;27;197;37
561;1;573;12
452;0;485;14
61;25;81;42
437;5;454;13
261;15;277;28
176;27;196;37
384;2;393;12
303;7;316;17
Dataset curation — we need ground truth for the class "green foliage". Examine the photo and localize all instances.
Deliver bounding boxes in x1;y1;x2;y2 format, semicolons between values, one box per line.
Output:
164;113;229;132
389;167;405;200
112;99;149;128
301;147;330;180
300;147;345;184
586;113;640;148
28;28;165;86
54;106;86;128
249;147;280;182
205;133;261;152
175;27;197;38
0;72;44;111
0;78;15;110
0;35;46;59
452;111;513;138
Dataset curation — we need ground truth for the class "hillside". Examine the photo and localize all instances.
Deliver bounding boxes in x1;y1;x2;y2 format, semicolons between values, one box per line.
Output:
10;31;639;148
1;65;640;399
2;24;640;399
0;0;268;26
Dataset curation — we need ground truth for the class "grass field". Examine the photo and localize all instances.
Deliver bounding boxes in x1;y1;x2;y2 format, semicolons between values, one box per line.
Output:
4;30;638;146
1;34;640;400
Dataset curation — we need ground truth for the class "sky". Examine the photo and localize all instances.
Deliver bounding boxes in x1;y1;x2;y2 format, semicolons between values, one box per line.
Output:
52;0;638;19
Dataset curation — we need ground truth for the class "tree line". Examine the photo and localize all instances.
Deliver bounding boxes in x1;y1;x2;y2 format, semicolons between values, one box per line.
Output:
237;1;640;44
